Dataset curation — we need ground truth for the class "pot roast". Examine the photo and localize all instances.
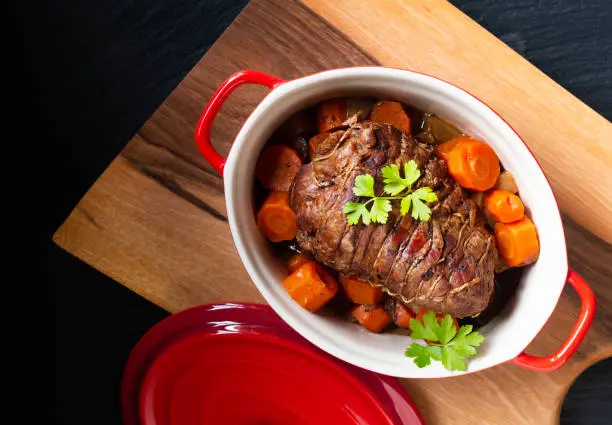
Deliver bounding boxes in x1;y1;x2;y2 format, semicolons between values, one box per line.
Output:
289;121;497;318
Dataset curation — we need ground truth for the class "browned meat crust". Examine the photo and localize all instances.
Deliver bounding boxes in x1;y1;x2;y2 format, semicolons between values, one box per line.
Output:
289;122;497;318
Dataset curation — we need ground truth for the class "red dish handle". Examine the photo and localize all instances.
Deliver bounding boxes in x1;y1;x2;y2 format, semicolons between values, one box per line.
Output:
512;269;596;372
194;70;286;175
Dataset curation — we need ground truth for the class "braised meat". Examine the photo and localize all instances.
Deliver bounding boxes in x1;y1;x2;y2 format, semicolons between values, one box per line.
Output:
289;121;497;318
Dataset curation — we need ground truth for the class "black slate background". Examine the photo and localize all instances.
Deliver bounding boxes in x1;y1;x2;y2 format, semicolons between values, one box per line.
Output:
31;0;611;423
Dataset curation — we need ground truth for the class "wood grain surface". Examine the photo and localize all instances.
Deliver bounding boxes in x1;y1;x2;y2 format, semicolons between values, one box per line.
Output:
53;0;612;424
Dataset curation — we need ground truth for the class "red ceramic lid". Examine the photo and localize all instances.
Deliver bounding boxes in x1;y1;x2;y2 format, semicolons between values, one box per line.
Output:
121;303;424;425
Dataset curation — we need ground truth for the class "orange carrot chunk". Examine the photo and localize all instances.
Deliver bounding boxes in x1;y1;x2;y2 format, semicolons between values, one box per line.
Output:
370;101;411;133
339;275;383;305
255;145;303;191
352;305;393;333
415;308;430;324
256;192;297;243
394;302;415;329
494;216;540;267
282;262;338;312
485;189;525;223
316;98;348;133
286;253;313;274
445;137;500;191
437;135;471;162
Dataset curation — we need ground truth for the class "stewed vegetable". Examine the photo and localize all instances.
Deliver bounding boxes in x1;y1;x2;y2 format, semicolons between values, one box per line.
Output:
339;275;383;305
485;189;525;223
256;192;297;242
316;98;348;133
494;170;519;193
252;95;540;371
494;217;540;267
286;252;313;274
370;100;412;133
282;262;338;312
443;137;500;191
393;302;415;329
351;305;393;333
255;145;302;191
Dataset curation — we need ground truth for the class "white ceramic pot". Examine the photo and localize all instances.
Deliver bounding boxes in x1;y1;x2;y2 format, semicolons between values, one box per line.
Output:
195;67;595;378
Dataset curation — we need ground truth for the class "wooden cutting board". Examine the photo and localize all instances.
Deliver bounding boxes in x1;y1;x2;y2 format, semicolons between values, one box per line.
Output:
53;0;612;424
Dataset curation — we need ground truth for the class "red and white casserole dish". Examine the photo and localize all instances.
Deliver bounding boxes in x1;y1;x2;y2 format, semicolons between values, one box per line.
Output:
195;67;596;378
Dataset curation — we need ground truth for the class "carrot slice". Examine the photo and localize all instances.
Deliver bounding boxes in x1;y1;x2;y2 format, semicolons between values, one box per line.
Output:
437;135;471;162
282;262;338;312
394;302;415;329
494;216;540;267
370;101;411;133
339;275;383;305
415;308;429;324
445;137;500;191
286;253;313;274
485;189;525;223
256;192;297;243
352;305;392;333
316;98;348;133
255;145;303;191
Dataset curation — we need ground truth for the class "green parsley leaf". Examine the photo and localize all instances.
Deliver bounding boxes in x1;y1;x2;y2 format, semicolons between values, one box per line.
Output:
411;197;431;221
447;325;484;357
427;345;443;361
369;198;392;224
451;340;477;357
408;318;426;340
442;346;467;371
421;311;440;339
406;344;444;368
434;314;458;345
408;316;436;341
410;187;438;222
403;160;421;186
465;331;485;347
405;314;485;372
400;195;412;216
382;160;421;195
412;186;438;203
353;174;375;197
455;324;473;339
405;343;432;368
382;164;408;196
343;202;371;225
344;161;437;226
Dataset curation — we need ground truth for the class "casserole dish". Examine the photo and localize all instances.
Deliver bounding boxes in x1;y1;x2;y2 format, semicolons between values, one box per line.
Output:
195;67;595;377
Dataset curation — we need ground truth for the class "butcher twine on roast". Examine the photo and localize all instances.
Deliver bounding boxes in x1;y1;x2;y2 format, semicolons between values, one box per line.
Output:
289;121;497;318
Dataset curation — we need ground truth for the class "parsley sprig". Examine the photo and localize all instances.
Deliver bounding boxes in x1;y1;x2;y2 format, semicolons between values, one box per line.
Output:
405;311;484;371
343;160;437;225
